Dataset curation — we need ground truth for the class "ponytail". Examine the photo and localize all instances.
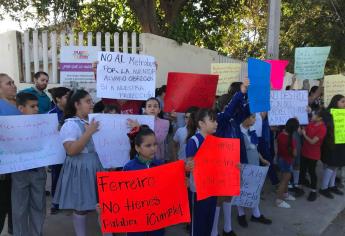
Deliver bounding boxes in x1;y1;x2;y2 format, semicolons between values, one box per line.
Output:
128;125;155;159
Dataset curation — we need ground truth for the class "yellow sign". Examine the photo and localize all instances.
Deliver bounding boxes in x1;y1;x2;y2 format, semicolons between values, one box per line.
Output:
211;63;241;95
331;109;345;144
324;74;345;106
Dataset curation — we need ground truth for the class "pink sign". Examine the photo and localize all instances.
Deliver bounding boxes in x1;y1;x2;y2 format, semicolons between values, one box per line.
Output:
265;60;289;90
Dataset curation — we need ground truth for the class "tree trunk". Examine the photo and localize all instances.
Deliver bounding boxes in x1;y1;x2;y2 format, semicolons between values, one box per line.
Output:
128;0;161;35
160;0;188;26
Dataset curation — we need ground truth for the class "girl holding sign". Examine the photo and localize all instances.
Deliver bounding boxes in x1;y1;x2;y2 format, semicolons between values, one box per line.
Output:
53;89;103;236
186;108;218;236
320;94;345;199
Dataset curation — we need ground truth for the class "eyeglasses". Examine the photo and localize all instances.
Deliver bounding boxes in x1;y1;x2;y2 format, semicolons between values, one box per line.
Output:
184;116;190;119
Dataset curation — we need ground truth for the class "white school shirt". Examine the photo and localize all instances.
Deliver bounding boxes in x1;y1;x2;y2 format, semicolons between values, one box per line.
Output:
252;113;263;138
60;117;89;154
173;126;188;161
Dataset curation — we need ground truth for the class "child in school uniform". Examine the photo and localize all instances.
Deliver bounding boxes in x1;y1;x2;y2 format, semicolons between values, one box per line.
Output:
123;125;165;236
144;98;169;162
236;113;272;228
173;107;198;162
276;118;300;208
299;109;327;201
47;87;70;214
186;108;218;236
11;92;47;236
53;89;103;236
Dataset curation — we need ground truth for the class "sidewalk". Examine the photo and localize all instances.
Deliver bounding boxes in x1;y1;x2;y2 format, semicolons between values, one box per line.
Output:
1;163;345;236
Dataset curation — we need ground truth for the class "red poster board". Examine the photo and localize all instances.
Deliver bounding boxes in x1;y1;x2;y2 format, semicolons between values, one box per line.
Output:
164;72;219;112
97;160;190;233
194;135;240;201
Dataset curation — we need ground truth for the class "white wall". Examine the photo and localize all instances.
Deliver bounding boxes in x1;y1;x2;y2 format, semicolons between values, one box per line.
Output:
0;31;21;84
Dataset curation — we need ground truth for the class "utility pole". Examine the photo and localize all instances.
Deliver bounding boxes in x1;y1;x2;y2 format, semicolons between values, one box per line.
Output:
266;0;281;59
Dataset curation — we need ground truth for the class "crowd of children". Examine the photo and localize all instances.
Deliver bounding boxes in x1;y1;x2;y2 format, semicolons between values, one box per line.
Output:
0;70;345;236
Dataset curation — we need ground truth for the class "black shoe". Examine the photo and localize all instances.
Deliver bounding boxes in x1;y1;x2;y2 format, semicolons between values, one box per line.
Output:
319;189;334;199
50;207;59;215
292;187;305;197
45;190;50;196
237;215;248;228
307;191;317;201
329;186;344;195
250;215;272;225
223;230;237;236
8;228;13;235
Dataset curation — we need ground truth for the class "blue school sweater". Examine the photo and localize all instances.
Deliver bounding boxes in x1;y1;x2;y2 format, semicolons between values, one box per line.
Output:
123;155;163;171
215;91;249;164
20;87;51;114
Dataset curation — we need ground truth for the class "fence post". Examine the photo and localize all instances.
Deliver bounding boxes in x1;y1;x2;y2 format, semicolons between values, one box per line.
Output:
24;31;31;83
114;32;119;52
123;32;128;53
51;31;58;84
78;32;84;46
87;32;93;46
42;31;49;73
33;30;39;73
131;32;137;54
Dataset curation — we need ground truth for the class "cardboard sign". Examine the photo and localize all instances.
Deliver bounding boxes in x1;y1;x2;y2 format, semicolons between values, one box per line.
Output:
268;90;308;126
0;114;66;174
211;63;241;95
89;114;154;168
97;51;156;100
294;46;331;80
331;109;345;144
193;135;240;201
60;46;99;100
164;72;218;112
248;58;271;113
324;74;345;106
231;164;268;208
265;60;289;90
97;160;190;233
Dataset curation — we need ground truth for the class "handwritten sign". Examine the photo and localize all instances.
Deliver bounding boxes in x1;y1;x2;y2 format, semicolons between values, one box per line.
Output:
89;114;154;168
294;46;331;80
0;114;66;174
231;164;268;208
248;58;271;113
211;63;241;95
265;60;289;90
97;51;156;100
164;72;218;112
193;135;240;201
331;109;345;144
268;90;308;126
324;74;345;106
97;160;190;233
60;46;99;100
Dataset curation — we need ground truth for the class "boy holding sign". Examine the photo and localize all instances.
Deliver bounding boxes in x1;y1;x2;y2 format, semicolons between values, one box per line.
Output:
11;93;47;236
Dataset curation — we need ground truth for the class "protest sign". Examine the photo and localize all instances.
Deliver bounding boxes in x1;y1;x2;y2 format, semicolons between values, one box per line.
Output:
324;74;345;106
331;109;345;144
211;63;241;95
294;46;331;80
231;164;268;208
60;46;99;99
97;160;190;233
0;114;66;174
89;114;154;168
193;135;240;201
96;51;156;100
164;72;218;112
268;90;308;126
265;60;289;90
248;58;271;113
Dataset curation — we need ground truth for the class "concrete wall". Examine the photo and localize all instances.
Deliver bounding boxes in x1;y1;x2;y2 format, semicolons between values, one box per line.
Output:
0;31;23;86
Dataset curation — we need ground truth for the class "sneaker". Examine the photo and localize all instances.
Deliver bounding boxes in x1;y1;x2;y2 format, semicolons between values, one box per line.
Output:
284;193;296;201
276;199;291;208
319;189;334;199
307;191;317;202
292;187;305;197
50;207;59;215
329;186;344;195
250;215;272;225
237;215;248;228
223;230;237;236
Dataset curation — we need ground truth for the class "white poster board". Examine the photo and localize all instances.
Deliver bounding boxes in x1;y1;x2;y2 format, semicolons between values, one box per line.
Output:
96;51;156;100
89;114;155;168
0;114;66;174
231;164;268;208
60;46;99;100
268;90;308;126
